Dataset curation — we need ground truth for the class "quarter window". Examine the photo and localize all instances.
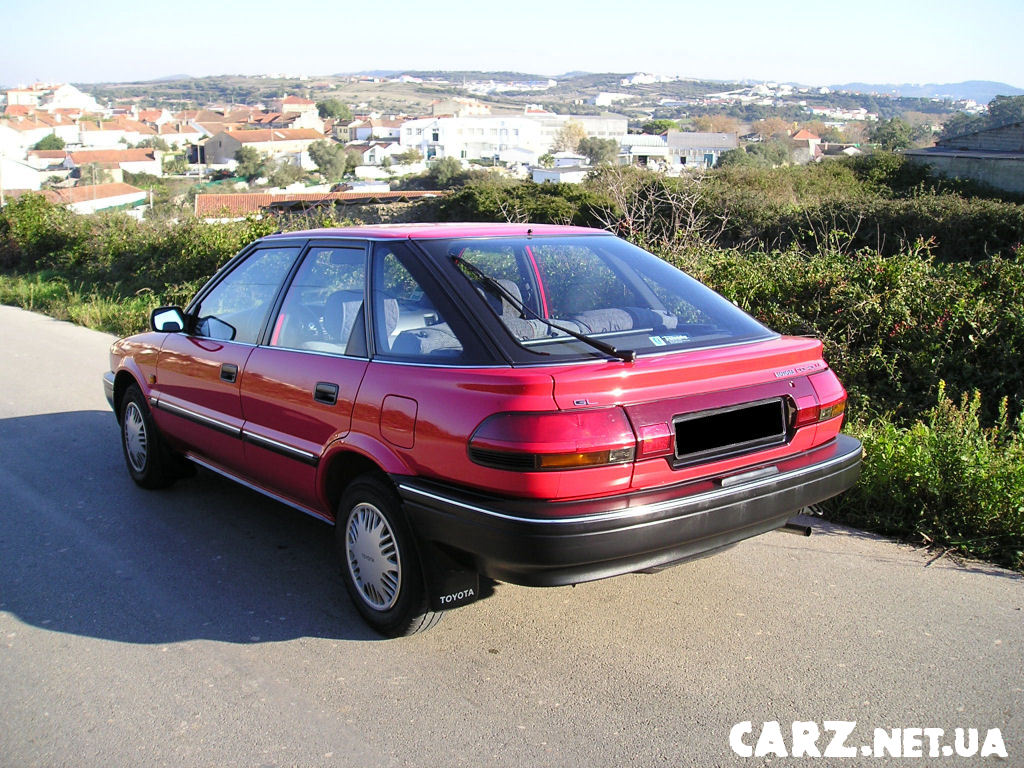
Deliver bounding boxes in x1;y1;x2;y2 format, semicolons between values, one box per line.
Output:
371;246;465;361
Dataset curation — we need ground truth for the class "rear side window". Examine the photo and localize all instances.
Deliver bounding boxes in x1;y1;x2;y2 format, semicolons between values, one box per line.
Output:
370;244;475;363
193;247;299;344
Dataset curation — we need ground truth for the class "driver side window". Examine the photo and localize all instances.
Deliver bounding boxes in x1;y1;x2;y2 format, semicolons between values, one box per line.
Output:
269;246;368;356
193;247;299;344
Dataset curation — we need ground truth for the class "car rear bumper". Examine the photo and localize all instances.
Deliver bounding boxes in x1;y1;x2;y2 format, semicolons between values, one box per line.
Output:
396;434;863;587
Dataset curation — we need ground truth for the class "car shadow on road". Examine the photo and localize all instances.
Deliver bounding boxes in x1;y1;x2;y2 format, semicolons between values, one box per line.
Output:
0;410;384;644
790;512;1024;582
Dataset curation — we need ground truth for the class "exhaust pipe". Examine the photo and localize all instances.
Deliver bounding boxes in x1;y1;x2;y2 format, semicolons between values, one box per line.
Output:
781;521;812;536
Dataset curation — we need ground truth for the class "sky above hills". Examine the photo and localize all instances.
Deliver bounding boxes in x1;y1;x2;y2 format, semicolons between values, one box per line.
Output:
1;0;1021;90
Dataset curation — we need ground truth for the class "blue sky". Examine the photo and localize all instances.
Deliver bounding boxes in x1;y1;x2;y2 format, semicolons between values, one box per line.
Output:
1;0;1021;88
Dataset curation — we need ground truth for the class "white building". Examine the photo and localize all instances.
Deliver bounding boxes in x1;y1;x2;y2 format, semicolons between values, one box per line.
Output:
44;182;147;214
40;84;103;113
399;114;627;162
1;155;43;191
532;164;590;184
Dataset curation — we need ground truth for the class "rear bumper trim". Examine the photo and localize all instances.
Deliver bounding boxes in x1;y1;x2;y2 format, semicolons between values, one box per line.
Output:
396;434;863;587
399;438;859;527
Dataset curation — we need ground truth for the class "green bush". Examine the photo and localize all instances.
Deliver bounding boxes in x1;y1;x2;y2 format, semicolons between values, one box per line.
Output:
827;384;1024;571
663;243;1024;425
3;188;1022;571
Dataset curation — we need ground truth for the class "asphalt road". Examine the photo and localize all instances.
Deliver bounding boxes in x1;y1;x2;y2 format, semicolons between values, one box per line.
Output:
1;304;1021;768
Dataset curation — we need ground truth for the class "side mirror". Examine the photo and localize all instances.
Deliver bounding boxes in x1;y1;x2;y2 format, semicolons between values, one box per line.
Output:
151;306;186;333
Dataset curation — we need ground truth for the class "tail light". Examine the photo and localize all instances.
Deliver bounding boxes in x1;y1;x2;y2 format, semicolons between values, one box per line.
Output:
469;408;637;471
793;394;847;428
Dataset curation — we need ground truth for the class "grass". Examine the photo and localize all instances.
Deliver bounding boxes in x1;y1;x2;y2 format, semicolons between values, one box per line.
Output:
0;272;179;337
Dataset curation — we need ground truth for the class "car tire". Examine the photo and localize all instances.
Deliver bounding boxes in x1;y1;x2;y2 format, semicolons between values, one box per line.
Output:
119;383;177;489
337;475;442;637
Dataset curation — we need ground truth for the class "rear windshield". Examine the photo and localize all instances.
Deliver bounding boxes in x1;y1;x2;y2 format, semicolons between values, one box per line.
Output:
419;235;775;360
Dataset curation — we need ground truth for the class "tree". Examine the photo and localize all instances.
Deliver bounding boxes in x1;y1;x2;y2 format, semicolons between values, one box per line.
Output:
427;156;466;187
986;95;1024;129
718;139;790;168
940;112;983;139
692;114;740;133
394;147;423;165
316;98;353;121
576;136;619;165
77;162;112;185
751;117;791;139
640;119;678;135
32;133;65;151
869;118;913;151
136;136;170;151
537;153;555;168
551;120;586;153
308;139;349;182
265;158;304;187
234;146;264;181
163;155;188;175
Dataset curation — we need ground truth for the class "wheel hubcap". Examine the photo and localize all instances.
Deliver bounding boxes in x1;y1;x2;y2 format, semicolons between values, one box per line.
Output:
345;503;401;611
124;402;148;473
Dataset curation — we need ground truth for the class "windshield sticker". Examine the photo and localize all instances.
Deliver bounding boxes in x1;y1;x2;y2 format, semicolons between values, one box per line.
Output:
649;334;689;346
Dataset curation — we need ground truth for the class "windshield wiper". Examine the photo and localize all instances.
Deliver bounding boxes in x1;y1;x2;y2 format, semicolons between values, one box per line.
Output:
452;255;637;363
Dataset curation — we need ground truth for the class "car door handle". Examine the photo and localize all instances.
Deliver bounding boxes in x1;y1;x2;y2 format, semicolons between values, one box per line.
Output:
314;382;339;406
220;363;238;383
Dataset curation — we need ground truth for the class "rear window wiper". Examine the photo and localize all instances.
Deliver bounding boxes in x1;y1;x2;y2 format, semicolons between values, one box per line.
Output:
451;255;636;363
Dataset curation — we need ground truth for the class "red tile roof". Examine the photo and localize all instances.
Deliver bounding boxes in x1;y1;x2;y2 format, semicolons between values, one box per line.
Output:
792;129;820;141
282;96;315;105
69;149;157;165
28;149;67;159
223;128;324;143
4;105;32;116
44;183;145;205
194;190;444;217
158;122;200;135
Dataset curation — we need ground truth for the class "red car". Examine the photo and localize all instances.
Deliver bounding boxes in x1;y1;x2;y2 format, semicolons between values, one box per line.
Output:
104;224;861;636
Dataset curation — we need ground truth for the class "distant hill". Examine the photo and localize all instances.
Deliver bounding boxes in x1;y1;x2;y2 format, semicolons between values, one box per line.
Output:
831;80;1024;103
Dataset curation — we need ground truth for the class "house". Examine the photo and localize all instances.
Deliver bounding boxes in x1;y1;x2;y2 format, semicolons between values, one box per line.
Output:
67;149;163;177
39;84;103;113
157;122;202;148
269;96;317;116
0;116;78;153
431;97;491;117
531;164;590;184
25;149;68;170
1;155;43;191
344;141;405;166
399;113;628;162
138;108;173;126
40;183;147;214
5;87;42;107
666;131;739;168
904;121;1024;196
616;134;670;167
332;119;363;143
789;129;823;164
248;110;324;132
203;128;324;167
78;118;157;148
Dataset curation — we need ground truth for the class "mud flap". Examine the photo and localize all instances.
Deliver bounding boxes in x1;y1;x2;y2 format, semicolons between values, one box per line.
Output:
418;540;484;611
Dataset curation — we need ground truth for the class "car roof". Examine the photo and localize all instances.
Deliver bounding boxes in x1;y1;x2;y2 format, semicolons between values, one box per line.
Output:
260;223;612;241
